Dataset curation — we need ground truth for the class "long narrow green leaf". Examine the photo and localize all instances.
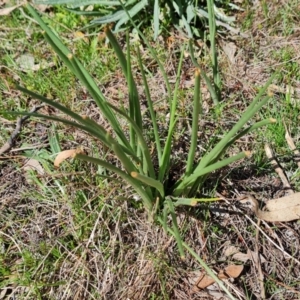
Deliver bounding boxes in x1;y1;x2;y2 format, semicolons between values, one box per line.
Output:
166;199;185;259
28;5;132;151
174;151;250;194
131;171;164;198
16;85;90;125
186;118;276;196
105;27;142;129
158;47;185;181
172;197;221;207
111;142;137;175
171;1;193;37
185;69;201;176
4;111;141;164
192;74;276;172
27;5;70;57
157;216;235;299
126;32;137;151
189;40;218;105
136;46;162;164
160;221;236;300
226;118;276;150
106;102;155;178
115;0;148;31
43;33;73;71
117;0;172;101
66;54;132;150
92;10;126;24
75;153;153;212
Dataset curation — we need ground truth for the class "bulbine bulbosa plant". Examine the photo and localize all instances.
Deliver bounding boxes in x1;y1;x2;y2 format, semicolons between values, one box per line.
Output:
4;5;276;299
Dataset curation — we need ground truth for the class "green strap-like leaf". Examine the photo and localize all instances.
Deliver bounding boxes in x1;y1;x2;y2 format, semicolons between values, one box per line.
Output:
131;171;164;198
75;153;154;213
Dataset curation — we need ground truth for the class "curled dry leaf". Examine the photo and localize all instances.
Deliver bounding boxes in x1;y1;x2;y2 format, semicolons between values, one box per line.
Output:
54;149;83;168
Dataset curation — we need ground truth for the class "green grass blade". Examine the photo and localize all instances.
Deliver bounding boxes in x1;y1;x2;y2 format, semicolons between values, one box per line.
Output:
75;153;153;213
92;10;126;24
226;118;277;149
105;27;142;130
28;4;131;150
185;69;201;176
157;216;235;299
172;197;221;207
131;172;164;198
126;31;139;151
16;85;90;125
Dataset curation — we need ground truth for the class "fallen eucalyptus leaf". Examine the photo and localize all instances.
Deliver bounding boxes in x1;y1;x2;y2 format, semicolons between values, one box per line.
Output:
240;193;300;222
54;149;83;167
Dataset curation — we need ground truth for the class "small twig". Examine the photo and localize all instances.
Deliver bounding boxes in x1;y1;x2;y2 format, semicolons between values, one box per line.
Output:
255;219;265;299
0;105;44;155
264;143;294;195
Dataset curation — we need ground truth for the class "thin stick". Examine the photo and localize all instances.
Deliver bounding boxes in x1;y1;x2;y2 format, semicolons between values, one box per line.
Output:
264;143;293;195
0;105;44;155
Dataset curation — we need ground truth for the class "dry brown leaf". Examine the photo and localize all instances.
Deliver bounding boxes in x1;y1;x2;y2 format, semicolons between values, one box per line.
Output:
223;265;243;278
232;252;250;262
240;193;300;222
195;273;215;289
224;245;240;257
54;149;82;167
232;250;266;264
221;41;237;64
23;158;44;185
193;264;244;291
24;158;44;175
